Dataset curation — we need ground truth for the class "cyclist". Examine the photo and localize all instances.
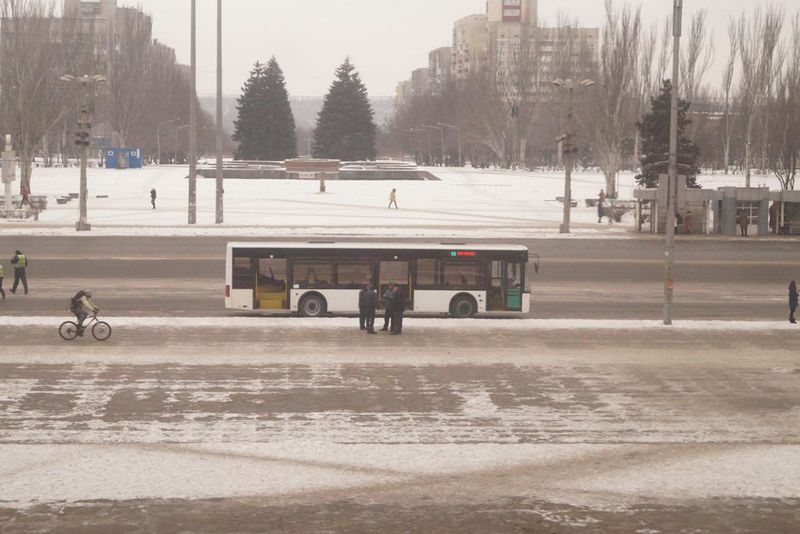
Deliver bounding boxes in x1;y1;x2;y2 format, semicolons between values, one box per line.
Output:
70;290;99;335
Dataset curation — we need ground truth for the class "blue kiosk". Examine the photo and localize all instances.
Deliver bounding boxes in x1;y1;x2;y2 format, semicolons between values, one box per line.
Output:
105;148;143;169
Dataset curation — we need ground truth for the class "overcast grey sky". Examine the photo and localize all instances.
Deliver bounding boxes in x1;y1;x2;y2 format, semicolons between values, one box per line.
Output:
122;0;794;97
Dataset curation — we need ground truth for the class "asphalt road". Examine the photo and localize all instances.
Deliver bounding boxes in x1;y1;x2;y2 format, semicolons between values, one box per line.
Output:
0;235;797;320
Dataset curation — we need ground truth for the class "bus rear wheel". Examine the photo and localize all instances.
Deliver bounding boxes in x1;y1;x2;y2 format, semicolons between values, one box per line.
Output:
299;294;326;317
451;295;477;318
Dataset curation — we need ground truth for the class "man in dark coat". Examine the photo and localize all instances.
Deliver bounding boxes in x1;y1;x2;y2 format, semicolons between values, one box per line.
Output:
150;188;157;209
380;284;395;331
364;285;378;334
358;284;369;330
10;250;28;295
790;280;798;324
391;285;406;335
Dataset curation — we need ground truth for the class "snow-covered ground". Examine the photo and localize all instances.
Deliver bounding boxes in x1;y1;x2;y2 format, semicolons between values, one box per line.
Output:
1;165;782;237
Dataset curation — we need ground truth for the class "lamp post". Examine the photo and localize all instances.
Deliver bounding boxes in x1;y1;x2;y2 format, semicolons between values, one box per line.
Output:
60;74;106;232
437;123;462;167
552;78;594;234
156;118;180;164
215;0;224;224
188;0;197;224
421;125;446;166
664;0;684;326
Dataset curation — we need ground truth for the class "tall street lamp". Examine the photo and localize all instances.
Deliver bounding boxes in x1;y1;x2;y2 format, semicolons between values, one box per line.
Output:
215;0;224;224
665;0;684;326
157;118;180;164
421;125;446;166
60;74;106;232
553;78;594;234
188;0;198;224
437;123;462;167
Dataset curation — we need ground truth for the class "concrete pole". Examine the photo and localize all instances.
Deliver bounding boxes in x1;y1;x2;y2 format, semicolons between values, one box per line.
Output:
664;0;683;325
77;105;90;231
2;135;14;220
215;0;224;224
188;0;197;224
560;84;575;234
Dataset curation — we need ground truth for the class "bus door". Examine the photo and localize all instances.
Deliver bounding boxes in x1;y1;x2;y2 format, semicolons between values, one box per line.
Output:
487;260;523;311
379;260;412;310
256;258;288;310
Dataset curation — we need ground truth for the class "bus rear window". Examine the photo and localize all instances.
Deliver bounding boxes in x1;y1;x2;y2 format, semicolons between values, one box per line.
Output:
232;257;253;289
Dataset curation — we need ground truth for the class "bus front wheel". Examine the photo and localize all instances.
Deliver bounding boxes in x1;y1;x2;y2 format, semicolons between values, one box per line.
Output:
450;295;477;318
299;294;326;317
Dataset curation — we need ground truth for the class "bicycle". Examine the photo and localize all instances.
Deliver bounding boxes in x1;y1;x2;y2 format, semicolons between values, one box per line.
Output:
59;314;112;341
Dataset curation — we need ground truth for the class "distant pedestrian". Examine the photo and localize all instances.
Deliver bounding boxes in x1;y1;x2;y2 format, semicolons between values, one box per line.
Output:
364;284;378;334
10;249;28;295
358;284;369;330
391;285;406;335
684;210;693;234
380;284;395;331
150;188;157;209
0;261;5;301
789;280;798;324
738;212;748;237
388;188;398;209
597;189;606;223
20;184;30;207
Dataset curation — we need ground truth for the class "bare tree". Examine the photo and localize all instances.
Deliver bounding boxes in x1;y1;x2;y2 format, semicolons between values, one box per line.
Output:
633;23;659;168
737;6;783;186
720;18;739;173
585;0;641;198
769;13;800;191
681;10;715;106
0;0;90;192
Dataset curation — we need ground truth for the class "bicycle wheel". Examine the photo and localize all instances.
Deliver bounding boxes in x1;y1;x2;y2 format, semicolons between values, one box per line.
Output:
92;321;112;341
59;321;79;341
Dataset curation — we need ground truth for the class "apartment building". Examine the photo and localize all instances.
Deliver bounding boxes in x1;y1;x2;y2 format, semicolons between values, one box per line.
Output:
452;14;488;80
428;47;453;96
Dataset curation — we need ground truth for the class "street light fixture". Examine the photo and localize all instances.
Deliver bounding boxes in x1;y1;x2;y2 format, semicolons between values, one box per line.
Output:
60;74;106;232
552;78;594;234
437;123;462;167
156;118;180;164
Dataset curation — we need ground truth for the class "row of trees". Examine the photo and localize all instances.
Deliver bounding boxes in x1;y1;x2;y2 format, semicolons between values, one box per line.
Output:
234;57;377;162
389;1;800;195
0;0;214;193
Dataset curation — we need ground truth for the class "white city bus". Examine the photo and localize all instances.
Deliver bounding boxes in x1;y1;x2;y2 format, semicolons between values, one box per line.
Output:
225;242;538;318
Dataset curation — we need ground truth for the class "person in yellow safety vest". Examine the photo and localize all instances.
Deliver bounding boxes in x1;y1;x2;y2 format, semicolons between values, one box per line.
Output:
10;250;28;295
0;262;5;300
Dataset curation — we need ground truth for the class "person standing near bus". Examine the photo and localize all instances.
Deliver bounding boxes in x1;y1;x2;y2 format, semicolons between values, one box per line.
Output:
358;284;369;330
380;284;395;331
10;249;28;295
364;284;378;334
391;285;406;335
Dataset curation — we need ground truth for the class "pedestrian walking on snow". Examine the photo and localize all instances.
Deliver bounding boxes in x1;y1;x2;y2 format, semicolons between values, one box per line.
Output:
738;212;749;237
388;188;398;209
10;249;28;295
0;261;5;301
380;284;395;331
597;189;606;223
150;188;157;209
789;280;798;324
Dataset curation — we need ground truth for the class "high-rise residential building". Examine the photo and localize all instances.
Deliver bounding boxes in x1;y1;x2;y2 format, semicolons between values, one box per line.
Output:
64;0;116;19
411;68;430;98
428;47;452;96
487;0;537;26
63;0;117;77
452;14;488;80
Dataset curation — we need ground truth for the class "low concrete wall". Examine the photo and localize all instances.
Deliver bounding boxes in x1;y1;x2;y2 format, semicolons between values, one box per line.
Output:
196;168;439;181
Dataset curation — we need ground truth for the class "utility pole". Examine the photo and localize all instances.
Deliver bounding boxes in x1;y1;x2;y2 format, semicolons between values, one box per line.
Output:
61;74;106;232
215;0;224;224
664;0;683;325
553;79;594;234
188;0;197;224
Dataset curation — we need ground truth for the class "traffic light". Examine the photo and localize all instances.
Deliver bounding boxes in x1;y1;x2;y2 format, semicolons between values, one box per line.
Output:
75;110;91;147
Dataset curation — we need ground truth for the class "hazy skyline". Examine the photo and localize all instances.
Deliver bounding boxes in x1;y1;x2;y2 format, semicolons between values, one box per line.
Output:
123;0;794;97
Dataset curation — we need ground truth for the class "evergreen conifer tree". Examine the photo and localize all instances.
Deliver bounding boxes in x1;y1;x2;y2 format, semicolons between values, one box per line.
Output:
233;57;297;161
636;80;700;188
312;58;377;161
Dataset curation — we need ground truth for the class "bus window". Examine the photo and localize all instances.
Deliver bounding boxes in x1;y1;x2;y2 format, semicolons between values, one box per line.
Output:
293;261;333;289
416;258;439;288
337;263;371;289
380;261;410;307
507;262;522;288
232;257;253;289
443;261;479;288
